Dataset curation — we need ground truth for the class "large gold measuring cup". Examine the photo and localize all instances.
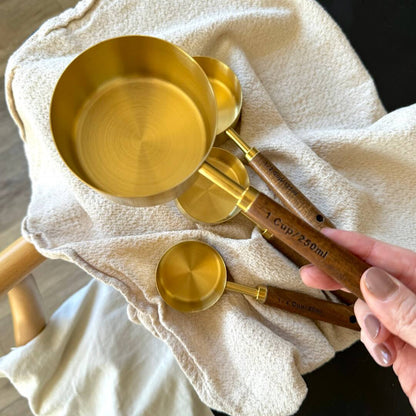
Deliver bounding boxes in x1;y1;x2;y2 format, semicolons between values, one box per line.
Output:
51;36;217;207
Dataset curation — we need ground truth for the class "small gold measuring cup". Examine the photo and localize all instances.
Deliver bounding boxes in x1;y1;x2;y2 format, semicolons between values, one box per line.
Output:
156;240;358;330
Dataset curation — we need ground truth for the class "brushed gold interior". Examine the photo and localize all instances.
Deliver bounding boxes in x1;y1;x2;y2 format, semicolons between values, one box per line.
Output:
74;77;206;197
156;241;269;313
51;36;216;206
176;147;249;224
194;56;242;142
156;241;227;312
210;78;239;134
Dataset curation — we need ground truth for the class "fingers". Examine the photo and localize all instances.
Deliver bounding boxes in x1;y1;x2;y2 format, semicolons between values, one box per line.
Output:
354;299;395;366
356;294;416;410
360;330;396;367
299;264;343;290
301;228;416;292
361;267;416;349
321;228;416;292
354;299;391;344
354;298;400;369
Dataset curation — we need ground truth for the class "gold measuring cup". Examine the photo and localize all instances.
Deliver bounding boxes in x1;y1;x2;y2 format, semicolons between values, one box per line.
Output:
194;56;335;230
50;36;370;299
51;36;217;207
156;241;359;330
176;147;249;224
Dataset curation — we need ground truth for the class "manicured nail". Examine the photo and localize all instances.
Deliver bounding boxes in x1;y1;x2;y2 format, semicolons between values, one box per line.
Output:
321;227;335;235
374;343;393;366
299;264;313;273
363;267;399;300
364;314;380;340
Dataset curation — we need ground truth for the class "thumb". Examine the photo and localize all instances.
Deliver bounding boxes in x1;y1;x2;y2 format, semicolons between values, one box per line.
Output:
361;267;416;348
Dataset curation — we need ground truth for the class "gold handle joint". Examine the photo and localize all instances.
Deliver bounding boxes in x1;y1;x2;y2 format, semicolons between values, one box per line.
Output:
237;187;258;212
226;128;256;157
199;162;259;212
256;285;268;303
226;281;268;303
245;147;259;161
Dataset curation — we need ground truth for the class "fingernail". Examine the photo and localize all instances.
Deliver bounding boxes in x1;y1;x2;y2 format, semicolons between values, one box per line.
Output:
364;314;380;339
363;267;399;300
374;343;393;366
299;264;313;273
320;228;336;237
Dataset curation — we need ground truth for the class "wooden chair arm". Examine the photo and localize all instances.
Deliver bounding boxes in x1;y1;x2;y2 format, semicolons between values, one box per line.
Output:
0;236;46;295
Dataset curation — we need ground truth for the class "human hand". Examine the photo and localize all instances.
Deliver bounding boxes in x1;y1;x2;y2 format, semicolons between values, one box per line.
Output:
300;228;416;411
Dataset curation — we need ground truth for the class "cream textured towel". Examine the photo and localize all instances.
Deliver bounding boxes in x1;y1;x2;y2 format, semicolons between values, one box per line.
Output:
6;0;416;415
0;279;213;416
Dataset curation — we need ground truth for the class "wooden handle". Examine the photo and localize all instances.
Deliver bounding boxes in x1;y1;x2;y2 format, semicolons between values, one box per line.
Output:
330;290;357;306
262;232;358;305
264;286;359;330
247;152;358;304
263;231;309;267
244;193;368;299
0;237;46;295
249;151;335;230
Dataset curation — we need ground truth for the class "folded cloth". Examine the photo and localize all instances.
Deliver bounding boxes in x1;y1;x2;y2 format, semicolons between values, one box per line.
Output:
5;0;416;415
0;279;213;416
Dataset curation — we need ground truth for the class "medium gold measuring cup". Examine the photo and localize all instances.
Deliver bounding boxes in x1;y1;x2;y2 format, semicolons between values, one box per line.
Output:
176;147;249;224
156;240;359;330
50;36;370;299
194;56;334;230
177;147;309;265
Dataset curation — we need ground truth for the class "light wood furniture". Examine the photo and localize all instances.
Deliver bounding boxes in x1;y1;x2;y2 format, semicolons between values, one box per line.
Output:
0;237;47;346
0;237;46;295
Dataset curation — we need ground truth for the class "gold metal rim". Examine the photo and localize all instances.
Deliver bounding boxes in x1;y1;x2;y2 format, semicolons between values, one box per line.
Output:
194;56;242;137
156;240;227;313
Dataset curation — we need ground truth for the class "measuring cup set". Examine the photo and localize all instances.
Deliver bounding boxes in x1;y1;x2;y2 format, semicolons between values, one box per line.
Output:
51;35;367;330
